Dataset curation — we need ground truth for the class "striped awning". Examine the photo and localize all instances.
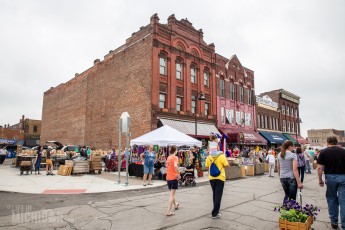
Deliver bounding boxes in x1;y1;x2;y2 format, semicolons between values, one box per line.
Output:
159;118;219;137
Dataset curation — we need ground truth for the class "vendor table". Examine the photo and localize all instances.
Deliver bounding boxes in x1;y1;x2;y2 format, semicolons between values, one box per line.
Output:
128;163;144;178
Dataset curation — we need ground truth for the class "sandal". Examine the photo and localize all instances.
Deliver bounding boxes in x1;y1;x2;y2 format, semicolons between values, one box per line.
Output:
175;203;180;210
166;211;175;216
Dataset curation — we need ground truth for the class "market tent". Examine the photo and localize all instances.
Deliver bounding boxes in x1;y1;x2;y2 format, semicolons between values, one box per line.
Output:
130;125;202;147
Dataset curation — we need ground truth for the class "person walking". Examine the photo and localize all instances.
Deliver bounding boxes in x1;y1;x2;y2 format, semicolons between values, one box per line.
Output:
166;145;180;216
205;134;229;219
296;147;306;183
46;146;54;175
277;140;303;203
34;146;42;175
303;146;312;174
266;150;276;177
317;136;345;230
0;146;8;165
141;145;156;186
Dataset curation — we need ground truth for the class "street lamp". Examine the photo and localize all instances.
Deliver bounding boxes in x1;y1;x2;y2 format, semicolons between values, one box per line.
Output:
295;118;302;147
194;91;206;138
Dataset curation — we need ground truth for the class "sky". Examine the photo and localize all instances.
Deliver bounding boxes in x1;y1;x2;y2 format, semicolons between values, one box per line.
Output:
1;0;344;138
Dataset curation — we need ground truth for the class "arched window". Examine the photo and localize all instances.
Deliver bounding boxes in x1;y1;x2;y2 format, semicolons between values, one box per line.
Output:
159;51;167;75
239;84;244;103
291;108;294;118
176;44;184;51
176;58;183;80
286;106;290;116
191;49;199;57
190;63;197;84
282;105;285;115
230;81;235;100
204;68;210;87
219;77;225;98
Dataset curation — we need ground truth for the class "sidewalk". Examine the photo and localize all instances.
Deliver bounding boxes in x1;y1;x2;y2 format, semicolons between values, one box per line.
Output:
0;160;209;194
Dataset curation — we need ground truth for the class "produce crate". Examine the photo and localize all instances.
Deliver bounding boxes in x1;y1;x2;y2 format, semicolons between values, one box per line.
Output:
57;165;73;176
246;165;254;176
254;163;265;175
240;165;246;177
225;166;241;180
20;161;31;166
265;163;269;172
72;161;90;174
90;161;102;170
279;216;312;230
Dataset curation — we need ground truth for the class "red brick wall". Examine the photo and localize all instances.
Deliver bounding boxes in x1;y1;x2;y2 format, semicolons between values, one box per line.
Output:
0;128;24;141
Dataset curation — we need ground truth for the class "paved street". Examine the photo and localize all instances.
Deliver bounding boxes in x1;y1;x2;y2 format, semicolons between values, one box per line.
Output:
0;168;334;230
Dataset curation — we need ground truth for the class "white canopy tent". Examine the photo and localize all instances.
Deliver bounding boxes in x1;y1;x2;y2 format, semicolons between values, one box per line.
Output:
130;125;202;147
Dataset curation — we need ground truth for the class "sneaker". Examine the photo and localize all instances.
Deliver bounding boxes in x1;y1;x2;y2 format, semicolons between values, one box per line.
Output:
143;184;146;186
50;173;55;176
331;223;338;229
212;213;221;219
46;173;50;176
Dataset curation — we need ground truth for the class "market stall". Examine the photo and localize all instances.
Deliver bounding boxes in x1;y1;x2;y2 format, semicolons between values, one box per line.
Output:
129;125;202;178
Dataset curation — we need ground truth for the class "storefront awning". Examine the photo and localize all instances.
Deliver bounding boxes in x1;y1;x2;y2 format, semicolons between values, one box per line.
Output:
219;128;267;145
159;118;219;138
295;135;309;145
283;133;298;145
259;131;288;145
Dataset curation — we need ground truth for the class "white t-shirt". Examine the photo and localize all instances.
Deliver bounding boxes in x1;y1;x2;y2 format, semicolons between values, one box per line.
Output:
304;150;311;160
267;155;275;164
0;149;7;156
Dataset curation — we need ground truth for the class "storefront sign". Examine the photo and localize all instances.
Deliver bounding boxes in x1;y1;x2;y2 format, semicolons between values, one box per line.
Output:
271;135;284;141
281;94;299;104
0;139;16;145
243;133;257;140
256;95;278;108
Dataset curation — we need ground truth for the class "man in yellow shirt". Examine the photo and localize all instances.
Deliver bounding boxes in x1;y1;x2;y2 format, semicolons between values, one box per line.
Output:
205;134;229;219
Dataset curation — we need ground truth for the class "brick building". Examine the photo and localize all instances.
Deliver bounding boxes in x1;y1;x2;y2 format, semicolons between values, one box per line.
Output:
258;89;308;146
307;129;345;146
215;55;267;146
0;125;24;146
41;14;220;149
9;115;41;147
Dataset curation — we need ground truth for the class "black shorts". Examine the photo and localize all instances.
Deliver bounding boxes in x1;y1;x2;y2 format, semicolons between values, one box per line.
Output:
167;180;178;190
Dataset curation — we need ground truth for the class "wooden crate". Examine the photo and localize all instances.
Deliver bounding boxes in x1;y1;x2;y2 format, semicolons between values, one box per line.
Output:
246;165;255;176
265;163;269;172
240;165;246;177
72;161;90;174
20;161;31;166
279;216;312;230
254;163;265;175
65;160;74;167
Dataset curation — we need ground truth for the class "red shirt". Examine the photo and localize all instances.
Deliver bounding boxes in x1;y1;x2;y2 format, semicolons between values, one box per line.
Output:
166;155;178;181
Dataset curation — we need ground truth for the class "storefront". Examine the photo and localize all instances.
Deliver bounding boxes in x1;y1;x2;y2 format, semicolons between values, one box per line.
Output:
220;128;267;146
259;131;288;147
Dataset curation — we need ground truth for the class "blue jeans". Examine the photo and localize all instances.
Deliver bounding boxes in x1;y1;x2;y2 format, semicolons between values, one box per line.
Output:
280;178;298;203
298;166;305;183
325;174;345;229
305;160;311;173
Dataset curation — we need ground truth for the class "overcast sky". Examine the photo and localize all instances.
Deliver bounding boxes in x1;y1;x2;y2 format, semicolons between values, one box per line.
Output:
1;0;344;138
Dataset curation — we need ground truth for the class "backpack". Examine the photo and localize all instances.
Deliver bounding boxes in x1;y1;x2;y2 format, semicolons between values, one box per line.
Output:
209;154;221;177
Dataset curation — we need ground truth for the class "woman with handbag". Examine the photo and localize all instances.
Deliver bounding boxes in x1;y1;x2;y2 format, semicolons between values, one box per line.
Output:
296;147;306;182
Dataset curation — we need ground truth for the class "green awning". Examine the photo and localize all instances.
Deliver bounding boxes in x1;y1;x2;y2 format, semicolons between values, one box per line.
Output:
283;133;298;145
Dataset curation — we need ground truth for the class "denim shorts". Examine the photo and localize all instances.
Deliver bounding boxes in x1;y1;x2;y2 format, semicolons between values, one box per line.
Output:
143;164;154;174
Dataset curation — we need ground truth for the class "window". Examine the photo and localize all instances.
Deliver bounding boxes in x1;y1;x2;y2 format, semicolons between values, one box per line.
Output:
159;94;166;108
239;85;244;103
241;111;245;127
204;69;209;87
191;96;196;113
33;125;38;133
221;107;225;124
230;110;235;125
257;114;261;128
270;117;273;130
220;79;225;97
272;118;276;130
159;53;167;75
291;108;294;118
249;113;252;127
176;97;182;111
247;89;252;105
286;106;290;116
283;120;286;132
176;59;183;80
205;103;209;116
276;118;279;131
287;121;290;133
295;109;298;118
230;82;235;100
191;64;197;84
291;122;295;133
282;105;285;114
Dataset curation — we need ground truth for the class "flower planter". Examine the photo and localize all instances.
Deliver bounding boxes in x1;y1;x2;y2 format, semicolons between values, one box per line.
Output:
279;216;313;230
